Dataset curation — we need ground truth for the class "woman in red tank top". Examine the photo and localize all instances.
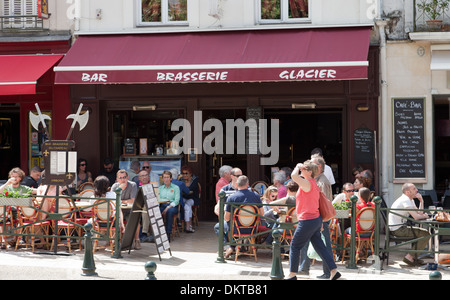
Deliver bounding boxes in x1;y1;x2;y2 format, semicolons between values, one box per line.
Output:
285;160;341;280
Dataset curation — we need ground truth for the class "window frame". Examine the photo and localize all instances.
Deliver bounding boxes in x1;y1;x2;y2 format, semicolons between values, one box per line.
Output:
257;0;311;24
137;0;189;27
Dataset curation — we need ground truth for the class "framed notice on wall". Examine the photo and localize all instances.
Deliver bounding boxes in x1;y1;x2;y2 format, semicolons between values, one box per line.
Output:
392;98;426;183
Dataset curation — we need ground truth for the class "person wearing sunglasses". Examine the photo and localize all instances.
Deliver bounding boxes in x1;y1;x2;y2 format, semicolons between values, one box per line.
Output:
76;158;93;189
180;165;199;233
111;169;140;249
141;161;160;184
332;183;355;206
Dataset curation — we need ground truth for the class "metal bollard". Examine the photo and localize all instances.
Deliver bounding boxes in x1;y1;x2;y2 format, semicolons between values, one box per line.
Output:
346;195;358;269
145;261;157;280
270;229;284;280
81;222;98;276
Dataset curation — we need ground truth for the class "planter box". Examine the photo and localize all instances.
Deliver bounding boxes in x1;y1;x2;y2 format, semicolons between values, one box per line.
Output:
335;209;350;219
0;197;33;206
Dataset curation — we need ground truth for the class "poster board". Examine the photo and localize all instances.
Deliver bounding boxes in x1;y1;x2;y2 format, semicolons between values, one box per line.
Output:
120;185;171;259
142;184;171;258
392;98;426;183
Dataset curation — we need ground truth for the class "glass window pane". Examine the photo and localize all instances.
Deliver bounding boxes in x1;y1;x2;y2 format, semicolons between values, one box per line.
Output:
288;0;308;18
261;0;281;20
142;0;162;22
168;0;187;21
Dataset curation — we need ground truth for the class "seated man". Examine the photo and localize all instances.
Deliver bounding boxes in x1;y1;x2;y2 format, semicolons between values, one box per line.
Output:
223;175;263;258
388;182;431;266
111;169;140;249
21;166;42;188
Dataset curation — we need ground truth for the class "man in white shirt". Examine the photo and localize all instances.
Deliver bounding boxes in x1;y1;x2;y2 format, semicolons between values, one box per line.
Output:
388;183;430;266
310;148;335;185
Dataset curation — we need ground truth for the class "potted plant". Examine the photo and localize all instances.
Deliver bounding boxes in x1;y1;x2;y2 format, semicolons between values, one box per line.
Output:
0;190;33;206
333;200;352;219
417;0;450;30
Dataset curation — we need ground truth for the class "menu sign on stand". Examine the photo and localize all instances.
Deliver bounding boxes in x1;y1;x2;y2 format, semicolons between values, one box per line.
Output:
393;98;426;183
121;184;171;260
142;184;171;259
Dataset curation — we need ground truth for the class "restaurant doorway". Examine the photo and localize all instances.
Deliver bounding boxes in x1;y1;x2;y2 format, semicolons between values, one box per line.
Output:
264;108;344;192
0;107;20;179
434;97;450;198
203;109;248;221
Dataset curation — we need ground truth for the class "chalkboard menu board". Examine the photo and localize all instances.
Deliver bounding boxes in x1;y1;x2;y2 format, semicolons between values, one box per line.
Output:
353;128;374;164
123;138;136;155
393;98;426;182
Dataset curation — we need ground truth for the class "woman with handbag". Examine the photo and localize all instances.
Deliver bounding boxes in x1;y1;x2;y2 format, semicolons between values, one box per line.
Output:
285;160;341;280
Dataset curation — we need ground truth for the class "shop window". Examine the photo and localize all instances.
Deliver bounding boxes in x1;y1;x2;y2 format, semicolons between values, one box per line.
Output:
259;0;309;23
138;0;188;26
1;0;38;29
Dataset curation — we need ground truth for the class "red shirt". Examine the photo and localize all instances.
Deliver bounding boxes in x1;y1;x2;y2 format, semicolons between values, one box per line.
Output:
296;178;320;221
356;201;374;232
215;177;230;203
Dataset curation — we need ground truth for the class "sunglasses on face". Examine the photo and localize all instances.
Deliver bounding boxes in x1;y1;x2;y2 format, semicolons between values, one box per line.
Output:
182;172;190;175
118;176;127;180
142;166;150;169
344;189;357;192
80;163;86;166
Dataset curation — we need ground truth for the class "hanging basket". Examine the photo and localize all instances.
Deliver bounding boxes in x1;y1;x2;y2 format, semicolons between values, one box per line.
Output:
335;209;350;219
0;197;33;206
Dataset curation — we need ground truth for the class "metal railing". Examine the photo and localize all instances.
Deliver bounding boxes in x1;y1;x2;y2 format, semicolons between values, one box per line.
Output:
0;188;123;258
0;15;44;31
414;0;450;31
215;190;450;274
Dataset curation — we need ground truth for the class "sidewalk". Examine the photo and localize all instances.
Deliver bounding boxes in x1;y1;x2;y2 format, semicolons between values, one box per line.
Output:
0;221;448;280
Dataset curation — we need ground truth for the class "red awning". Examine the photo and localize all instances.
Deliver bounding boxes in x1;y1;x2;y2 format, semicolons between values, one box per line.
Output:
0;54;64;95
54;27;371;84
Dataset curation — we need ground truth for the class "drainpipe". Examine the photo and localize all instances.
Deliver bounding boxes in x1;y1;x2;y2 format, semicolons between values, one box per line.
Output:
376;13;390;203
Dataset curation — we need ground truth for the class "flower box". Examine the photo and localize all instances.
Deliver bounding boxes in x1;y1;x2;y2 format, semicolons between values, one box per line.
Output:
0;197;33;206
335;209;350;219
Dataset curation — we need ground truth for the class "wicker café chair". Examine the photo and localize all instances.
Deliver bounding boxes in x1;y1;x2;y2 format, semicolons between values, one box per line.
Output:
231;204;260;262
92;199;117;253
15;198;51;252
51;198;84;252
342;207;375;263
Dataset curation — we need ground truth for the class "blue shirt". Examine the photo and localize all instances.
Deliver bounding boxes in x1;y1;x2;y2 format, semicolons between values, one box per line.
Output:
225;189;261;213
171;178;190;206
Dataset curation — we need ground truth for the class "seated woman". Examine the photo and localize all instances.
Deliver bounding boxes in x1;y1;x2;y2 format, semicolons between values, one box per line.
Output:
261;185;278;227
159;170;180;241
345;187;374;237
180;165;199;233
89;175;125;233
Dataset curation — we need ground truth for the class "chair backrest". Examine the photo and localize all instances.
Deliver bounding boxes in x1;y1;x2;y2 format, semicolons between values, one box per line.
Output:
93;199;116;222
18;198;39;219
78;182;94;192
79;189;95;198
285;207;298;225
357;207;375;232
57;198;75;220
232;204;259;235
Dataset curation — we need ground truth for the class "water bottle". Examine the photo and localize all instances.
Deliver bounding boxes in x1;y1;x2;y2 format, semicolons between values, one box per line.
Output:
260;185;264;196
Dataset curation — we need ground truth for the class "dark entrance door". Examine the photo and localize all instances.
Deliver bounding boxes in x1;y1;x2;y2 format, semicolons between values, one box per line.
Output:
264;109;344;192
202;109;247;221
0;107;20;179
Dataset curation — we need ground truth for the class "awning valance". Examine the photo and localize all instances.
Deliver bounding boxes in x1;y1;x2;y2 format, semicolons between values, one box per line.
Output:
0;54;64;95
54;27;371;84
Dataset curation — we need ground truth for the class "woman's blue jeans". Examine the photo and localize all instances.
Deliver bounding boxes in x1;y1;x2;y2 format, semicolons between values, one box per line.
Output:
289;216;337;274
159;203;179;234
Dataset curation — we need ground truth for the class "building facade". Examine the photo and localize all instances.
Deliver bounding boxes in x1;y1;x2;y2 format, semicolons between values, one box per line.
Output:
2;0;384;220
379;0;450;207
